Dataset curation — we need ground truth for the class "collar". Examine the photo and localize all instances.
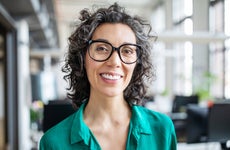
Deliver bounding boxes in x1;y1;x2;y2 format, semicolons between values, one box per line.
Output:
130;105;152;139
70;102;91;145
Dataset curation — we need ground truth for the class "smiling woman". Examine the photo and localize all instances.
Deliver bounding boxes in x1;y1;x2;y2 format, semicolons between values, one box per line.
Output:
39;3;177;150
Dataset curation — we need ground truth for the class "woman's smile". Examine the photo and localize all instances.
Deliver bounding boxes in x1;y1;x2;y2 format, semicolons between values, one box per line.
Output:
100;73;123;80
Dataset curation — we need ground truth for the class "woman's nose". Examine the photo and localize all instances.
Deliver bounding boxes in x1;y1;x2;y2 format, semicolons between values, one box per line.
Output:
106;51;121;67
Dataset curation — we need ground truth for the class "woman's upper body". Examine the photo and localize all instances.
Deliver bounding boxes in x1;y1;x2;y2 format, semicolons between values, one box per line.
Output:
39;3;177;150
39;102;177;150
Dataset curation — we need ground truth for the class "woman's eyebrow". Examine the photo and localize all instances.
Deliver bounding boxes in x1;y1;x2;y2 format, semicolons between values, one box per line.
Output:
91;38;109;42
92;38;137;45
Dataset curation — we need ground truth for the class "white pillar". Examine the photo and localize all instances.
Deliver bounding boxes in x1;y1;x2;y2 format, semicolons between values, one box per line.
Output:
17;20;32;150
192;0;210;93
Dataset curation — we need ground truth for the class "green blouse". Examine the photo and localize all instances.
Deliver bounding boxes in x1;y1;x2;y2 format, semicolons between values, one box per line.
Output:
39;103;177;150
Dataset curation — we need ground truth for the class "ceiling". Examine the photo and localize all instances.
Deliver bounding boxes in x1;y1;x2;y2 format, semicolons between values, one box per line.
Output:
0;0;59;49
0;0;162;52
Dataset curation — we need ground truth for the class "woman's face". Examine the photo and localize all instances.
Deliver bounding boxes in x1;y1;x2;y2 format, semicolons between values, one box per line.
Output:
85;23;137;98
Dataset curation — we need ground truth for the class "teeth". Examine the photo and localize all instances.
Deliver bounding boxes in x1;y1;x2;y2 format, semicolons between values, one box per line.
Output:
101;73;121;80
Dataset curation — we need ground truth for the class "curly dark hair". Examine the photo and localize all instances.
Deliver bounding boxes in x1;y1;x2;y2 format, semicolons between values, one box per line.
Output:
62;3;155;108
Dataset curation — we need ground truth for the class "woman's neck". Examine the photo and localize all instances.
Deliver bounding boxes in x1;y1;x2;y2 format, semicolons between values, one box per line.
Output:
83;93;131;150
83;93;131;127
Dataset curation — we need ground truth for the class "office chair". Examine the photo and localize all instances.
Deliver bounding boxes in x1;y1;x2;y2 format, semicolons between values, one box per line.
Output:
172;95;199;113
43;100;76;132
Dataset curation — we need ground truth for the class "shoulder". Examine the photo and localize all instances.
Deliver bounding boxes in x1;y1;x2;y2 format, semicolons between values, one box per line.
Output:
132;105;174;131
39;112;76;148
133;105;172;123
131;106;177;150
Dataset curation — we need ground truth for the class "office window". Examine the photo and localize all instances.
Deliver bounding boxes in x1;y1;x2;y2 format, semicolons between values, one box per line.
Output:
224;0;230;99
225;47;230;98
172;0;193;95
209;0;229;99
209;43;224;98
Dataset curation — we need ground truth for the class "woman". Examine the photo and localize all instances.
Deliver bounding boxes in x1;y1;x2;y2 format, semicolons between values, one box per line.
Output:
39;3;177;150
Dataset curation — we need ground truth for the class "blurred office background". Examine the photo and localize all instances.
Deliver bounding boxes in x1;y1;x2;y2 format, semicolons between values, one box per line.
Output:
0;0;230;149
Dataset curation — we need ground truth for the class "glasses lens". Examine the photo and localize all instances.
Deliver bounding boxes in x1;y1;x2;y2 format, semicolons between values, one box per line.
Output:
88;41;112;61
120;44;139;64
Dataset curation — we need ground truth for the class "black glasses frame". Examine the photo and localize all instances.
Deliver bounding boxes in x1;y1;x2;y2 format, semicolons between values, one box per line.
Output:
87;40;141;64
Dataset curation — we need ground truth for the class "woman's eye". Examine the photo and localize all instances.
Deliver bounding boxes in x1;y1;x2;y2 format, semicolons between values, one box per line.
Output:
96;46;107;51
122;48;134;55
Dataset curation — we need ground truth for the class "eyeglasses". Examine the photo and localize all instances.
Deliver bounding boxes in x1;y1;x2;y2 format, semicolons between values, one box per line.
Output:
87;40;141;64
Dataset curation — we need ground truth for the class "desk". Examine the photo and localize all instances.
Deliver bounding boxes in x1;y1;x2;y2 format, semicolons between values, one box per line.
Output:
178;142;221;150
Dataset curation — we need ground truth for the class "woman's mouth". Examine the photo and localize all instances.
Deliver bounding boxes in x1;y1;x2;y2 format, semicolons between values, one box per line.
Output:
100;73;122;80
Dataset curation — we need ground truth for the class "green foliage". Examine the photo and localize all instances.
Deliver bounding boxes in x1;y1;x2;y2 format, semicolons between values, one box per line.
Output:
30;100;44;122
195;72;217;101
30;108;39;122
161;89;169;96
